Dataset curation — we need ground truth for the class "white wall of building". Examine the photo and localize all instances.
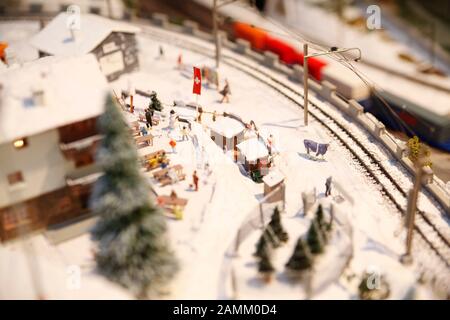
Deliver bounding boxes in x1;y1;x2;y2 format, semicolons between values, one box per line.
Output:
0;129;74;208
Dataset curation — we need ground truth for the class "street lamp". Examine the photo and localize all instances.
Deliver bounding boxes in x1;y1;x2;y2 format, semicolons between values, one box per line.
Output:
303;44;362;126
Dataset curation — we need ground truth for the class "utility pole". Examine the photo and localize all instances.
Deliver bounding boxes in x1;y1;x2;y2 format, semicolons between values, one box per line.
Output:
303;46;361;126
213;0;220;68
401;154;431;265
303;43;309;126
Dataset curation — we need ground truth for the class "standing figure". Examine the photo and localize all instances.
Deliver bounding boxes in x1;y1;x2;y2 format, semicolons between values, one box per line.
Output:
169;109;178;130
181;126;189;141
220;79;231;103
145;108;154;128
267;134;274;155
177;53;183;69
159;45;164;59
169;137;177;153
192;170;199;191
325;176;332;197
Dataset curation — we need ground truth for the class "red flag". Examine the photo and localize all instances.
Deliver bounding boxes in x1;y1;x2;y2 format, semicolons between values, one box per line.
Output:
193;67;201;95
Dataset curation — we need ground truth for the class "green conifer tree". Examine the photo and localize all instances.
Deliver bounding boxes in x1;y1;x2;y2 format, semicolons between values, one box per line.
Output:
268;206;289;243
149;91;163;111
285;237;312;271
90;94;177;298
307;220;325;254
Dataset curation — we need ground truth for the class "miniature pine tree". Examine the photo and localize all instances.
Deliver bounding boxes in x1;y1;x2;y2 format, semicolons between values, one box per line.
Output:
90;94;178;299
307;220;325;254
149;91;163;111
314;205;330;243
285;238;312;272
258;250;275;274
268;206;289;243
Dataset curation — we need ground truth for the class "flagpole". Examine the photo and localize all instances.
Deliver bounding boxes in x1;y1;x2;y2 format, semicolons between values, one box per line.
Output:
196;93;199;121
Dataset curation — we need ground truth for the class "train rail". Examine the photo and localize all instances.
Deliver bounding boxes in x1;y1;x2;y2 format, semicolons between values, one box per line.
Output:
139;25;450;275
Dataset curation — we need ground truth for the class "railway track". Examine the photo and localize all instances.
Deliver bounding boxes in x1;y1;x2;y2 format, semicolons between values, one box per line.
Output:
139;26;450;272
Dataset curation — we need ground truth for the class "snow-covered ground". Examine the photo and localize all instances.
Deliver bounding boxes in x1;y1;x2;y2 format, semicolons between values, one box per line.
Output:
0;20;40;64
0;20;448;299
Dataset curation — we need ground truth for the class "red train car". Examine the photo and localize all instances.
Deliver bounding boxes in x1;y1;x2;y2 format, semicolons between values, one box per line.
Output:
232;21;328;81
265;36;297;64
233;22;267;51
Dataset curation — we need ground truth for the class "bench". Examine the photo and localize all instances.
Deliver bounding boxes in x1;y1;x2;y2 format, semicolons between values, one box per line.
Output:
135;134;153;148
141;150;168;171
153;165;185;186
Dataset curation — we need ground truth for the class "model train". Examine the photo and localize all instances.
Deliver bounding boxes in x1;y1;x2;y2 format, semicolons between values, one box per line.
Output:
229;21;450;152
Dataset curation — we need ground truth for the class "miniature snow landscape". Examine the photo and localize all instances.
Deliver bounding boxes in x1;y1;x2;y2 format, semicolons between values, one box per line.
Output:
0;2;449;301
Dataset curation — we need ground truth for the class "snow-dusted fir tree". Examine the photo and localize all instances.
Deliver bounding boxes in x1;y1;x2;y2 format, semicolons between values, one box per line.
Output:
268;206;289;243
149;91;163;112
90;94;178;298
285;237;312;272
258;248;275;283
307;219;325;254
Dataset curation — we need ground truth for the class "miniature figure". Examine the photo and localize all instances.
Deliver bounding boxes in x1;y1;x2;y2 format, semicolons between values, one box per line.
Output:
267;134;274;155
219;79;231;103
325;176;332;197
159;45;164;59
140;126;148;136
192;170;199;191
145;108;154;128
169;109;178;130
169;137;177;153
181;126;189;141
177;53;183;69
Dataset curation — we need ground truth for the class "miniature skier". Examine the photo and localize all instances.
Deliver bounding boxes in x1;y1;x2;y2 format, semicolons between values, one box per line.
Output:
192;170;199;191
159;45;164;59
0;42;8;64
325;176;332;197
169;137;177;153
145;108;154;128
159;151;168;169
212;110;217;122
219;79;231;103
181;126;189;141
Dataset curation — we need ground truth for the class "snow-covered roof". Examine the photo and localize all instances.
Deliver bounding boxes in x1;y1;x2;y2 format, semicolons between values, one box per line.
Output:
30;13;140;56
237;138;268;161
0;54;108;144
262;170;284;187
208;117;245;139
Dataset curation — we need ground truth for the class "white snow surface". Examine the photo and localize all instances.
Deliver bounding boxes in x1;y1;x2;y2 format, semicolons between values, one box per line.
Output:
0;21;40;64
0;22;447;299
0;54;108;144
30;13;140;56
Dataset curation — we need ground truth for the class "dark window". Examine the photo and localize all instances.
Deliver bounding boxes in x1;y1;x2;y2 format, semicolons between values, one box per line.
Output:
29;4;43;13
89;7;101;15
7;171;24;186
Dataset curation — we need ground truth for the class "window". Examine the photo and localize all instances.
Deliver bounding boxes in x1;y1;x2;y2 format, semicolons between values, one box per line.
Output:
13;138;28;149
60;4;69;12
2;207;30;231
75;152;94;168
89;7;101;15
29;4;43;13
7;171;24;186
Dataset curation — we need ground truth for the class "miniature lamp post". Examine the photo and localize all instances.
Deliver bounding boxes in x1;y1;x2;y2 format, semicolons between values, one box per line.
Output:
303;44;361;126
401;153;432;265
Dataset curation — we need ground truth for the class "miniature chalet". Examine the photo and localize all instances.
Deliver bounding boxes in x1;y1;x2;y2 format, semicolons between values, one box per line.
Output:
237;137;269;174
208;117;245;161
30;12;140;81
0;54;108;242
